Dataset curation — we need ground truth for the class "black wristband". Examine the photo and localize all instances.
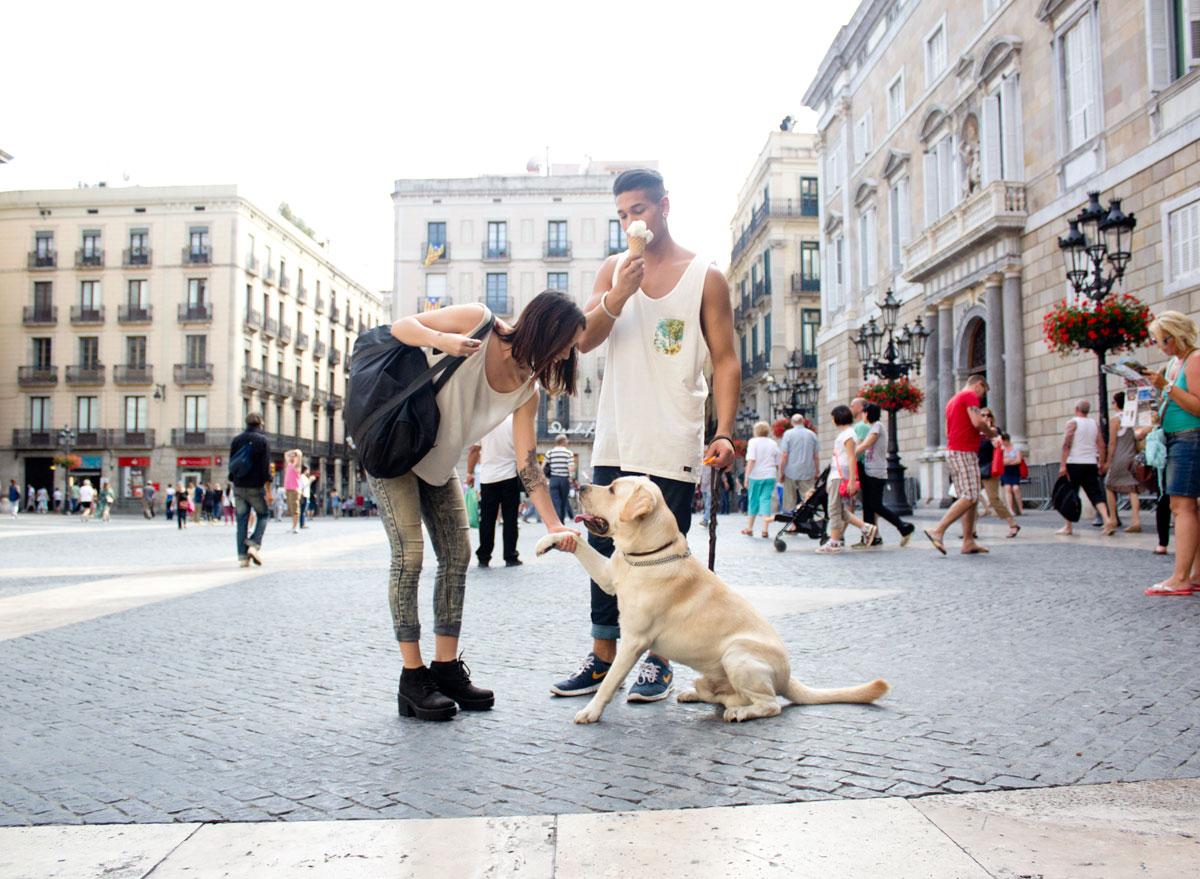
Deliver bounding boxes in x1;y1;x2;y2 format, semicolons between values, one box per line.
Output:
710;434;734;449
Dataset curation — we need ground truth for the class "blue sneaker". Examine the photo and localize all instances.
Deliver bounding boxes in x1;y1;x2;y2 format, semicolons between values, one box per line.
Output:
550;652;611;697
627;654;673;702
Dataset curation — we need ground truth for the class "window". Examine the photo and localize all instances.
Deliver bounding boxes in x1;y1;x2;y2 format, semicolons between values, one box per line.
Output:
81;230;101;259
80;280;99;308
854;113;873;164
889;177;911;268
751;324;759;357
800;177;819;215
608;219;627;252
1060;12;1099;152
30;397;51;431
186;335;207;366
830;235;845;309
800;240;820;289
923;135;958;224
129;229;149;258
762;249;772;294
125;396;148;431
826;358;838;402
740;334;747;367
188;227;210;258
79;337;99;369
547;220;568;253
427;221;447;250
185;396;208;432
33;281;52;311
982;73;1024;182
425;274;447;298
77;396;99;431
127;336;147;367
33;338;52;368
887;72;905;129
187;278;207;306
1150;0;1200;85
824;130;846;194
925;20;947;85
984;0;1007;16
486;221;508;257
801;309;821;368
485;273;509;311
127;279;148;307
35;231;53;259
763;313;772;361
547;272;568;292
858;209;877;288
1166;194;1200;291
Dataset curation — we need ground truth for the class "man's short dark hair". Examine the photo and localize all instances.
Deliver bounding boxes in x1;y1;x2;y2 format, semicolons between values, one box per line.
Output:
832;405;854;426
246;412;264;429
613;168;666;201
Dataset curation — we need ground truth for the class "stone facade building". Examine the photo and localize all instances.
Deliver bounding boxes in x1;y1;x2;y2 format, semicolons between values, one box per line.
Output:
727;130;823;421
804;0;1200;501
0;185;386;507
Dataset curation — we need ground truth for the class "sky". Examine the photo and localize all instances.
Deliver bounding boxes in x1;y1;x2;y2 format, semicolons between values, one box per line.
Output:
2;0;850;294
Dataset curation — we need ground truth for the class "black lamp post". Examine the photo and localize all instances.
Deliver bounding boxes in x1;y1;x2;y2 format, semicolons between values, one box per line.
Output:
57;426;76;515
853;290;931;516
776;350;821;418
1058;191;1137;440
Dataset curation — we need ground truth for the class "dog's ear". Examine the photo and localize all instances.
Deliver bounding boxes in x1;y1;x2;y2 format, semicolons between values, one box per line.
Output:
619;484;656;522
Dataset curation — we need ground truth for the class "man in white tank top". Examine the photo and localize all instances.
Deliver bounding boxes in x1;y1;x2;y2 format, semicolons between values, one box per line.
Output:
549;168;741;703
1056;399;1114;536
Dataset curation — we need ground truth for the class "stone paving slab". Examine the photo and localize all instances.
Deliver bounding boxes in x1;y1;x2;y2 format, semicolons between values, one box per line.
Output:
0;513;1197;827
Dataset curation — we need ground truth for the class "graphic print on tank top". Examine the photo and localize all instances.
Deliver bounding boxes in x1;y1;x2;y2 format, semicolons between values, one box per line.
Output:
653;318;685;356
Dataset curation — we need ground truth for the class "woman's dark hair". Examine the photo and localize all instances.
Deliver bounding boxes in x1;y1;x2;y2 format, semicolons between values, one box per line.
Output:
493;291;585;396
865;402;882;423
831;405;854;426
1113;391;1126;409
1000;431;1011;441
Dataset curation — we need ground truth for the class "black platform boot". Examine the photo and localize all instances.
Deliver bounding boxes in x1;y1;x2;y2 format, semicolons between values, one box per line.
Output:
429;655;495;711
397;666;457;721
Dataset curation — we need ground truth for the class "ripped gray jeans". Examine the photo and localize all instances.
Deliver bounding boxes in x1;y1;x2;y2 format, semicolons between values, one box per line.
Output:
369;471;471;642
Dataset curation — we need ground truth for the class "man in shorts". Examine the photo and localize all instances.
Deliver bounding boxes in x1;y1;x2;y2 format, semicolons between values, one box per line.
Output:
924;374;997;555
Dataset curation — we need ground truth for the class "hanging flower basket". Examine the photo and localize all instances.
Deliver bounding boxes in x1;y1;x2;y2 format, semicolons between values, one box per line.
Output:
859;378;924;414
772;418;790;438
52;453;83;470
731;438;748;459
1042;293;1153;356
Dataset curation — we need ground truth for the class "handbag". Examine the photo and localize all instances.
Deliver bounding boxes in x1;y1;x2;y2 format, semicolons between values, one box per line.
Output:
833;443;851;497
463;486;480;528
344;312;494;479
1018;458;1029;480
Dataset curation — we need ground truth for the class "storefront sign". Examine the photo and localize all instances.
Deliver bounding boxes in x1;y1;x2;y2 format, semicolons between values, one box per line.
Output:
79;454;104;469
176;456;212;467
118;456;150;468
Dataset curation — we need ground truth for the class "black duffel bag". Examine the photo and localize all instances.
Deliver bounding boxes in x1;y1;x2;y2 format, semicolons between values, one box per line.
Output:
344;316;494;479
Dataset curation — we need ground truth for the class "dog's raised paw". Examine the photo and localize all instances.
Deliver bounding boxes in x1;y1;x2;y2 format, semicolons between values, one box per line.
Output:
573;707;601;724
534;534;564;556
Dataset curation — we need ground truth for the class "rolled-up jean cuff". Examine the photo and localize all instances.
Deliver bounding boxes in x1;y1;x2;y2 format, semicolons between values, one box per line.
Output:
591;623;621;640
395;625;421;642
433;622;462;637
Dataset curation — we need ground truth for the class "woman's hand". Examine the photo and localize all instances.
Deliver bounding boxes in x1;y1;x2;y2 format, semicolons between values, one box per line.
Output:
1147;370;1167;391
845;481;859;497
546;523;581;553
436;333;484;357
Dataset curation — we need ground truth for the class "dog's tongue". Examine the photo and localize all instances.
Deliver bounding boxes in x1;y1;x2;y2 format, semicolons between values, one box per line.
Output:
574;514;597;525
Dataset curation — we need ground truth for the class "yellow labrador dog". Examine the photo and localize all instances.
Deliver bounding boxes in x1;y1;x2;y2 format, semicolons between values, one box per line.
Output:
536;476;889;725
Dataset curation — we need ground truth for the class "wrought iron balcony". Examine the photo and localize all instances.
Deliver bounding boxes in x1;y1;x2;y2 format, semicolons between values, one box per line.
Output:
117;429;155;448
482;243;510;261
22;306;57;326
28;250;57;269
314;295;325;314
328;347;341;366
420;241;450;261
799;352;818;369
183;246;211;265
279;272;291;293
313;340;326;359
114;364;153;384
123;247;151;267
173;363;214;384
293;382;311;402
263;317;278;338
344;313;354;332
327;393;344;410
295;331;309;352
263;374;283;395
244;309;262;332
75;249;105;268
70;305;105;324
265;264;277;285
178;303;212;323
417;296;452;311
118;304;153;323
751;279;770;306
543;241;572;260
279;378;295;398
903;180;1028;283
753;352;769;375
483;295;513;316
330;304;341;323
74;429;112;448
791;273;820;294
245;253;259;276
296;283;308;304
18;365;58;386
312;388;328;406
13;429;57;450
242;367;267;392
170;428;236;448
66;364;106;385
278;324;292;346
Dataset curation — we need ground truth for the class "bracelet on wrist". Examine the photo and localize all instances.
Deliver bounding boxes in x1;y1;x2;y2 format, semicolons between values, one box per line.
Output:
600;291;620;321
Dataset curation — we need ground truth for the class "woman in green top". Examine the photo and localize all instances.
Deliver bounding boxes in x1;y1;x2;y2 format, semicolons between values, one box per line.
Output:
1144;311;1200;596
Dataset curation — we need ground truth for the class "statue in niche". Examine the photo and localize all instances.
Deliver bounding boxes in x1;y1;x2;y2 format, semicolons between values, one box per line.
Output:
960;114;981;199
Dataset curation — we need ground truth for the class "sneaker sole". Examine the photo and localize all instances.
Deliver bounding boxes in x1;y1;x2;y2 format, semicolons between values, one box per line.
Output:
549;683;602;697
397;694;457;721
627;684;674;703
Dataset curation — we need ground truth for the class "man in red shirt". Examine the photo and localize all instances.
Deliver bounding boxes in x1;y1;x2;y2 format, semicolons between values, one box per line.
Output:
924;374;998;555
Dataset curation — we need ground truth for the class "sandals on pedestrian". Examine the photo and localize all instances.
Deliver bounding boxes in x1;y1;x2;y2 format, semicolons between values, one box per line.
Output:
1144;580;1195;597
740;528;753;536
923;530;946;556
1154;546;1168;555
760;531;769;539
1007;524;1021;539
1123;524;1143;534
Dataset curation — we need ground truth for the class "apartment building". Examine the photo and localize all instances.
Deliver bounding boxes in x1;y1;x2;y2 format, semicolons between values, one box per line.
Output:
804;0;1200;500
0;185;386;506
728;129;823;420
391;161;657;469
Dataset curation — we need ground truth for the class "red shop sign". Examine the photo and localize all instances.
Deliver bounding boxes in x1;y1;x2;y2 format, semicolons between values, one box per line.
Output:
118;456;150;467
176;456;213;467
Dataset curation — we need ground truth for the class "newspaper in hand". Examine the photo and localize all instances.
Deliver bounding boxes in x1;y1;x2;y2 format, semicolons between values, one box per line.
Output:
1101;356;1152;385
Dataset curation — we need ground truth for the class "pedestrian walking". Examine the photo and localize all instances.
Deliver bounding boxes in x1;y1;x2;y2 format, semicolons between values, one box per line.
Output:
165;485;174;521
25;483;34;513
69;481;80;515
145;483;157;517
7;479;20;519
284;451;302;533
1055;399;1114;536
1143;312;1200;595
544;435;574;525
99;481;114;522
373;290;584;721
923;374;997;555
223;483;235;524
741;421;780;538
999;433;1024;515
1104;391;1145;533
37;486;49;513
52;486;63;513
856;402;916;545
300;465;312;529
976;409;1020;538
816;405;875;554
78;479;95;522
176;484;189;529
779;413;820;518
467;414;523;568
230;412;273;566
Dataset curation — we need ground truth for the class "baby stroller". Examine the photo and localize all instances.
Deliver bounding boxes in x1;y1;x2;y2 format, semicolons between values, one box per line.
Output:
771;466;830;552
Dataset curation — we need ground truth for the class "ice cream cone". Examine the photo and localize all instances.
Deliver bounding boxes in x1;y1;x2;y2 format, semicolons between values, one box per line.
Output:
628;235;646;257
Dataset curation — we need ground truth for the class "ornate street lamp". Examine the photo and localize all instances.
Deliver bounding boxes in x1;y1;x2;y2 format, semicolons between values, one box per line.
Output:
1057;190;1138;439
57;426;76;516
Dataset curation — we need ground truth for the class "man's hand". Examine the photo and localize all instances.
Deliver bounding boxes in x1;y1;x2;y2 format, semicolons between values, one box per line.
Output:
704;437;735;470
545;523;581;553
465;473;475;488
611;256;645;304
1059;464;1068;477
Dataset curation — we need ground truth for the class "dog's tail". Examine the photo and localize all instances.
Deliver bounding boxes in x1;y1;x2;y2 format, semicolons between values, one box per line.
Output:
783;677;889;705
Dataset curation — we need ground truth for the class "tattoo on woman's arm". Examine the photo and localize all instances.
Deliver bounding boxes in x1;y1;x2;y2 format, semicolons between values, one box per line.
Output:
519;449;548;496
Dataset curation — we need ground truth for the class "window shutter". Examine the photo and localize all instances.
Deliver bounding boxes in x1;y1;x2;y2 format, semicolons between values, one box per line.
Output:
864;113;873;158
982;92;1003;183
1146;0;1172;89
1189;0;1200;67
924;152;939;225
899;177;912;246
890;185;901;268
1001;74;1024;181
868;210;878;285
937;138;956;216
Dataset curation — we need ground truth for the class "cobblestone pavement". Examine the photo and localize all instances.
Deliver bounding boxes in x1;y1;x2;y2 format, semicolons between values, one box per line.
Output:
0;508;1197;826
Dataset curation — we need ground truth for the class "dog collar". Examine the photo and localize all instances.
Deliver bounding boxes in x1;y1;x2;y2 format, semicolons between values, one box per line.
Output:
621;544;692;567
625;540;677;557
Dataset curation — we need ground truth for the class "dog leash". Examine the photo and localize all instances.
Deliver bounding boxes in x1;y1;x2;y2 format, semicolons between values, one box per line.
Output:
708;461;719;572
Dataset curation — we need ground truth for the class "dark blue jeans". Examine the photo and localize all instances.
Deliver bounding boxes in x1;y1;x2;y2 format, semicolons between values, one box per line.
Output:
235;487;269;560
549;475;573;524
589;466;694;640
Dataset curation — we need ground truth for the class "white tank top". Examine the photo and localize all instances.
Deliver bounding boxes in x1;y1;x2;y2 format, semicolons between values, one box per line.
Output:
411;308;538;486
591;252;709;483
1066;416;1100;464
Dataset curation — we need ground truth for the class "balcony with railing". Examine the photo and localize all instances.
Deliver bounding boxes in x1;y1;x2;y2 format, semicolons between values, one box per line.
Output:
903;180;1028;283
70;305;105;325
481;243;510;261
173;363;214;384
74;429;112;449
245;253;260;276
171;428;236;448
13;430;55;450
22;306;57;326
296;283;308;304
183;246;211;265
118;304;153;323
265;264;276;285
314;295;325;313
123;247;152;267
791;273;820;294
263;374;283;396
279;272;291;293
327;392;344;410
753;352;769;375
244;309;262;333
66;364;106;385
751;279;769;306
295;331;309;352
278;324;292;346
263;317;278;339
419;241;450;262
117;429;155;448
18;365;58;386
483;296;513;316
799;352;818;369
344;313;354;332
114;364;153;385
313;339;326;360
28;250;57;269
328;346;341;366
75;248;105;268
730;202;769;266
279;378;296;398
293;382;311;402
330;304;341;323
312;388;328;406
178;303;212;323
242;367;267;392
543;241;572;260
